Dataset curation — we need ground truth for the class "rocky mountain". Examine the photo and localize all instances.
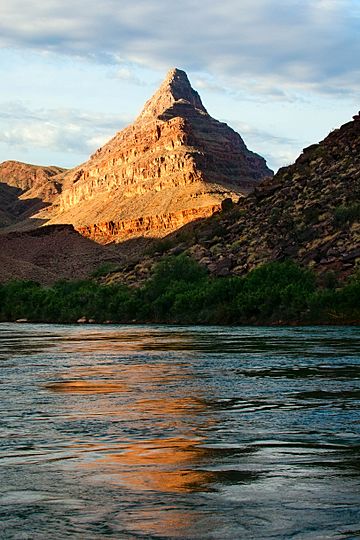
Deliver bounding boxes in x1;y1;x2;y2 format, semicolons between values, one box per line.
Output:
110;111;360;285
1;110;358;286
3;71;358;288
33;68;272;241
0;160;65;195
0;160;66;228
0;68;273;283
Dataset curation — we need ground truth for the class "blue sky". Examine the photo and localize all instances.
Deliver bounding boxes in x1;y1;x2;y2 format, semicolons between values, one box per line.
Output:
0;0;358;172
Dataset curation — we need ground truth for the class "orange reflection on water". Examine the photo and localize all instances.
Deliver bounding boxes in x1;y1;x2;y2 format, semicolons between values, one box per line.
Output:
45;380;129;393
107;437;205;466
118;468;215;493
59;330;198;356
44;362;201;421
122;508;218;538
132;396;206;416
47;362;192;394
70;362;191;383
46;358;217;496
83;437;215;493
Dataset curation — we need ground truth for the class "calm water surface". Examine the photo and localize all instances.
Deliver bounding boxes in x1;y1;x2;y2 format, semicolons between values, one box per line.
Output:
0;324;359;539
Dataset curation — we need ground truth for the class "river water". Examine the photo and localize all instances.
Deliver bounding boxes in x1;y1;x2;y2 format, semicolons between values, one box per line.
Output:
0;324;359;539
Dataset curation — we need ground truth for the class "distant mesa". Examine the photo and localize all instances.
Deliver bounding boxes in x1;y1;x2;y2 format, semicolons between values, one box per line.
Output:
0;160;66;229
0;67;272;243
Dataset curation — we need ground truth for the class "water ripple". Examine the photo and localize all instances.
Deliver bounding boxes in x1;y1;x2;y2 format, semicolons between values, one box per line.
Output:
0;323;359;539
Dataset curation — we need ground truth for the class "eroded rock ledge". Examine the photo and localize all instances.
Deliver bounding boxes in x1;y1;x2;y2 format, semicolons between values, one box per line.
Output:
77;204;221;243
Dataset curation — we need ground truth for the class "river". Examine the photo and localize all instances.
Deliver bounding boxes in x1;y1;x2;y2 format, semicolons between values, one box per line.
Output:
0;324;359;539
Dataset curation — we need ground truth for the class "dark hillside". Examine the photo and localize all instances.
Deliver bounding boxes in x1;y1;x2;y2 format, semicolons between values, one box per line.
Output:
109;112;360;286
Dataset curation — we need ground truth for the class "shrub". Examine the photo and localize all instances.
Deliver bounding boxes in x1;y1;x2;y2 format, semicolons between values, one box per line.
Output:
334;203;360;226
91;262;120;278
0;257;358;325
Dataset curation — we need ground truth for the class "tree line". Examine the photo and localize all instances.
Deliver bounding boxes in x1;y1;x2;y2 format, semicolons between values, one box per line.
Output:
0;256;359;325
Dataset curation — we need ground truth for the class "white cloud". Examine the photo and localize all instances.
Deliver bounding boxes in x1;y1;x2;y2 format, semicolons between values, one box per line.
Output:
0;0;358;98
228;120;306;171
113;66;148;86
0;102;129;158
0;0;358;172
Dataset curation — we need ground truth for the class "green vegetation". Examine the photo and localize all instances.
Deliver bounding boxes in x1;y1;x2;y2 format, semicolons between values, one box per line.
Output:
90;262;121;278
0;256;359;325
334;203;360;226
145;237;177;256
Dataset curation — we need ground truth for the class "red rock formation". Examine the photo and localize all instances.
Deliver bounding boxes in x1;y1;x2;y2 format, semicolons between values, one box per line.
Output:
0;160;65;201
77;204;221;243
41;68;272;241
0;160;66;227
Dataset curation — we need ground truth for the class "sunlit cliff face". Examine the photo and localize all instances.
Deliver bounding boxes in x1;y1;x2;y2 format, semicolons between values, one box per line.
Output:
29;68;271;243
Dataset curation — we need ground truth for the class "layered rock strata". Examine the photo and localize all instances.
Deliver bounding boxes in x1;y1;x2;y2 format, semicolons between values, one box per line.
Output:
0;160;66;227
40;68;272;240
108;111;360;284
77;204;221;243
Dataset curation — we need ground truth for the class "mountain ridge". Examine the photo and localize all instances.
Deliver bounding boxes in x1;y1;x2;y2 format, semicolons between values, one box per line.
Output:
0;111;358;284
107;111;360;285
23;67;272;239
0;160;66;229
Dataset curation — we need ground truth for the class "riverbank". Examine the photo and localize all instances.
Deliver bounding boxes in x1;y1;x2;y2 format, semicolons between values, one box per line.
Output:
1;256;359;326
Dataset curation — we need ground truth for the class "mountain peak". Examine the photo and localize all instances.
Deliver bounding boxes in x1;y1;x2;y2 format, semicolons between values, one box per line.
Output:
138;67;207;120
164;67;188;82
27;67;272;244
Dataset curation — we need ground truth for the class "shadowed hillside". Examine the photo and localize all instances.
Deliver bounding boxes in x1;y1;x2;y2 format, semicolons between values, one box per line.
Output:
105;111;360;285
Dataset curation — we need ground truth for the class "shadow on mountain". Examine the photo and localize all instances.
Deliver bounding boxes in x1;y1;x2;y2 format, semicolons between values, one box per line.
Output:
0;182;51;231
0;223;130;284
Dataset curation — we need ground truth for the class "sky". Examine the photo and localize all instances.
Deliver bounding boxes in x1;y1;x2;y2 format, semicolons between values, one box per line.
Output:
0;0;359;172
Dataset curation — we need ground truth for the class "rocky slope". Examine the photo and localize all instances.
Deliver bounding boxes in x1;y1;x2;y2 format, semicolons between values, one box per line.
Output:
0;160;66;227
1;112;358;286
0;225;128;284
36;68;271;240
0;160;65;195
109;111;360;285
